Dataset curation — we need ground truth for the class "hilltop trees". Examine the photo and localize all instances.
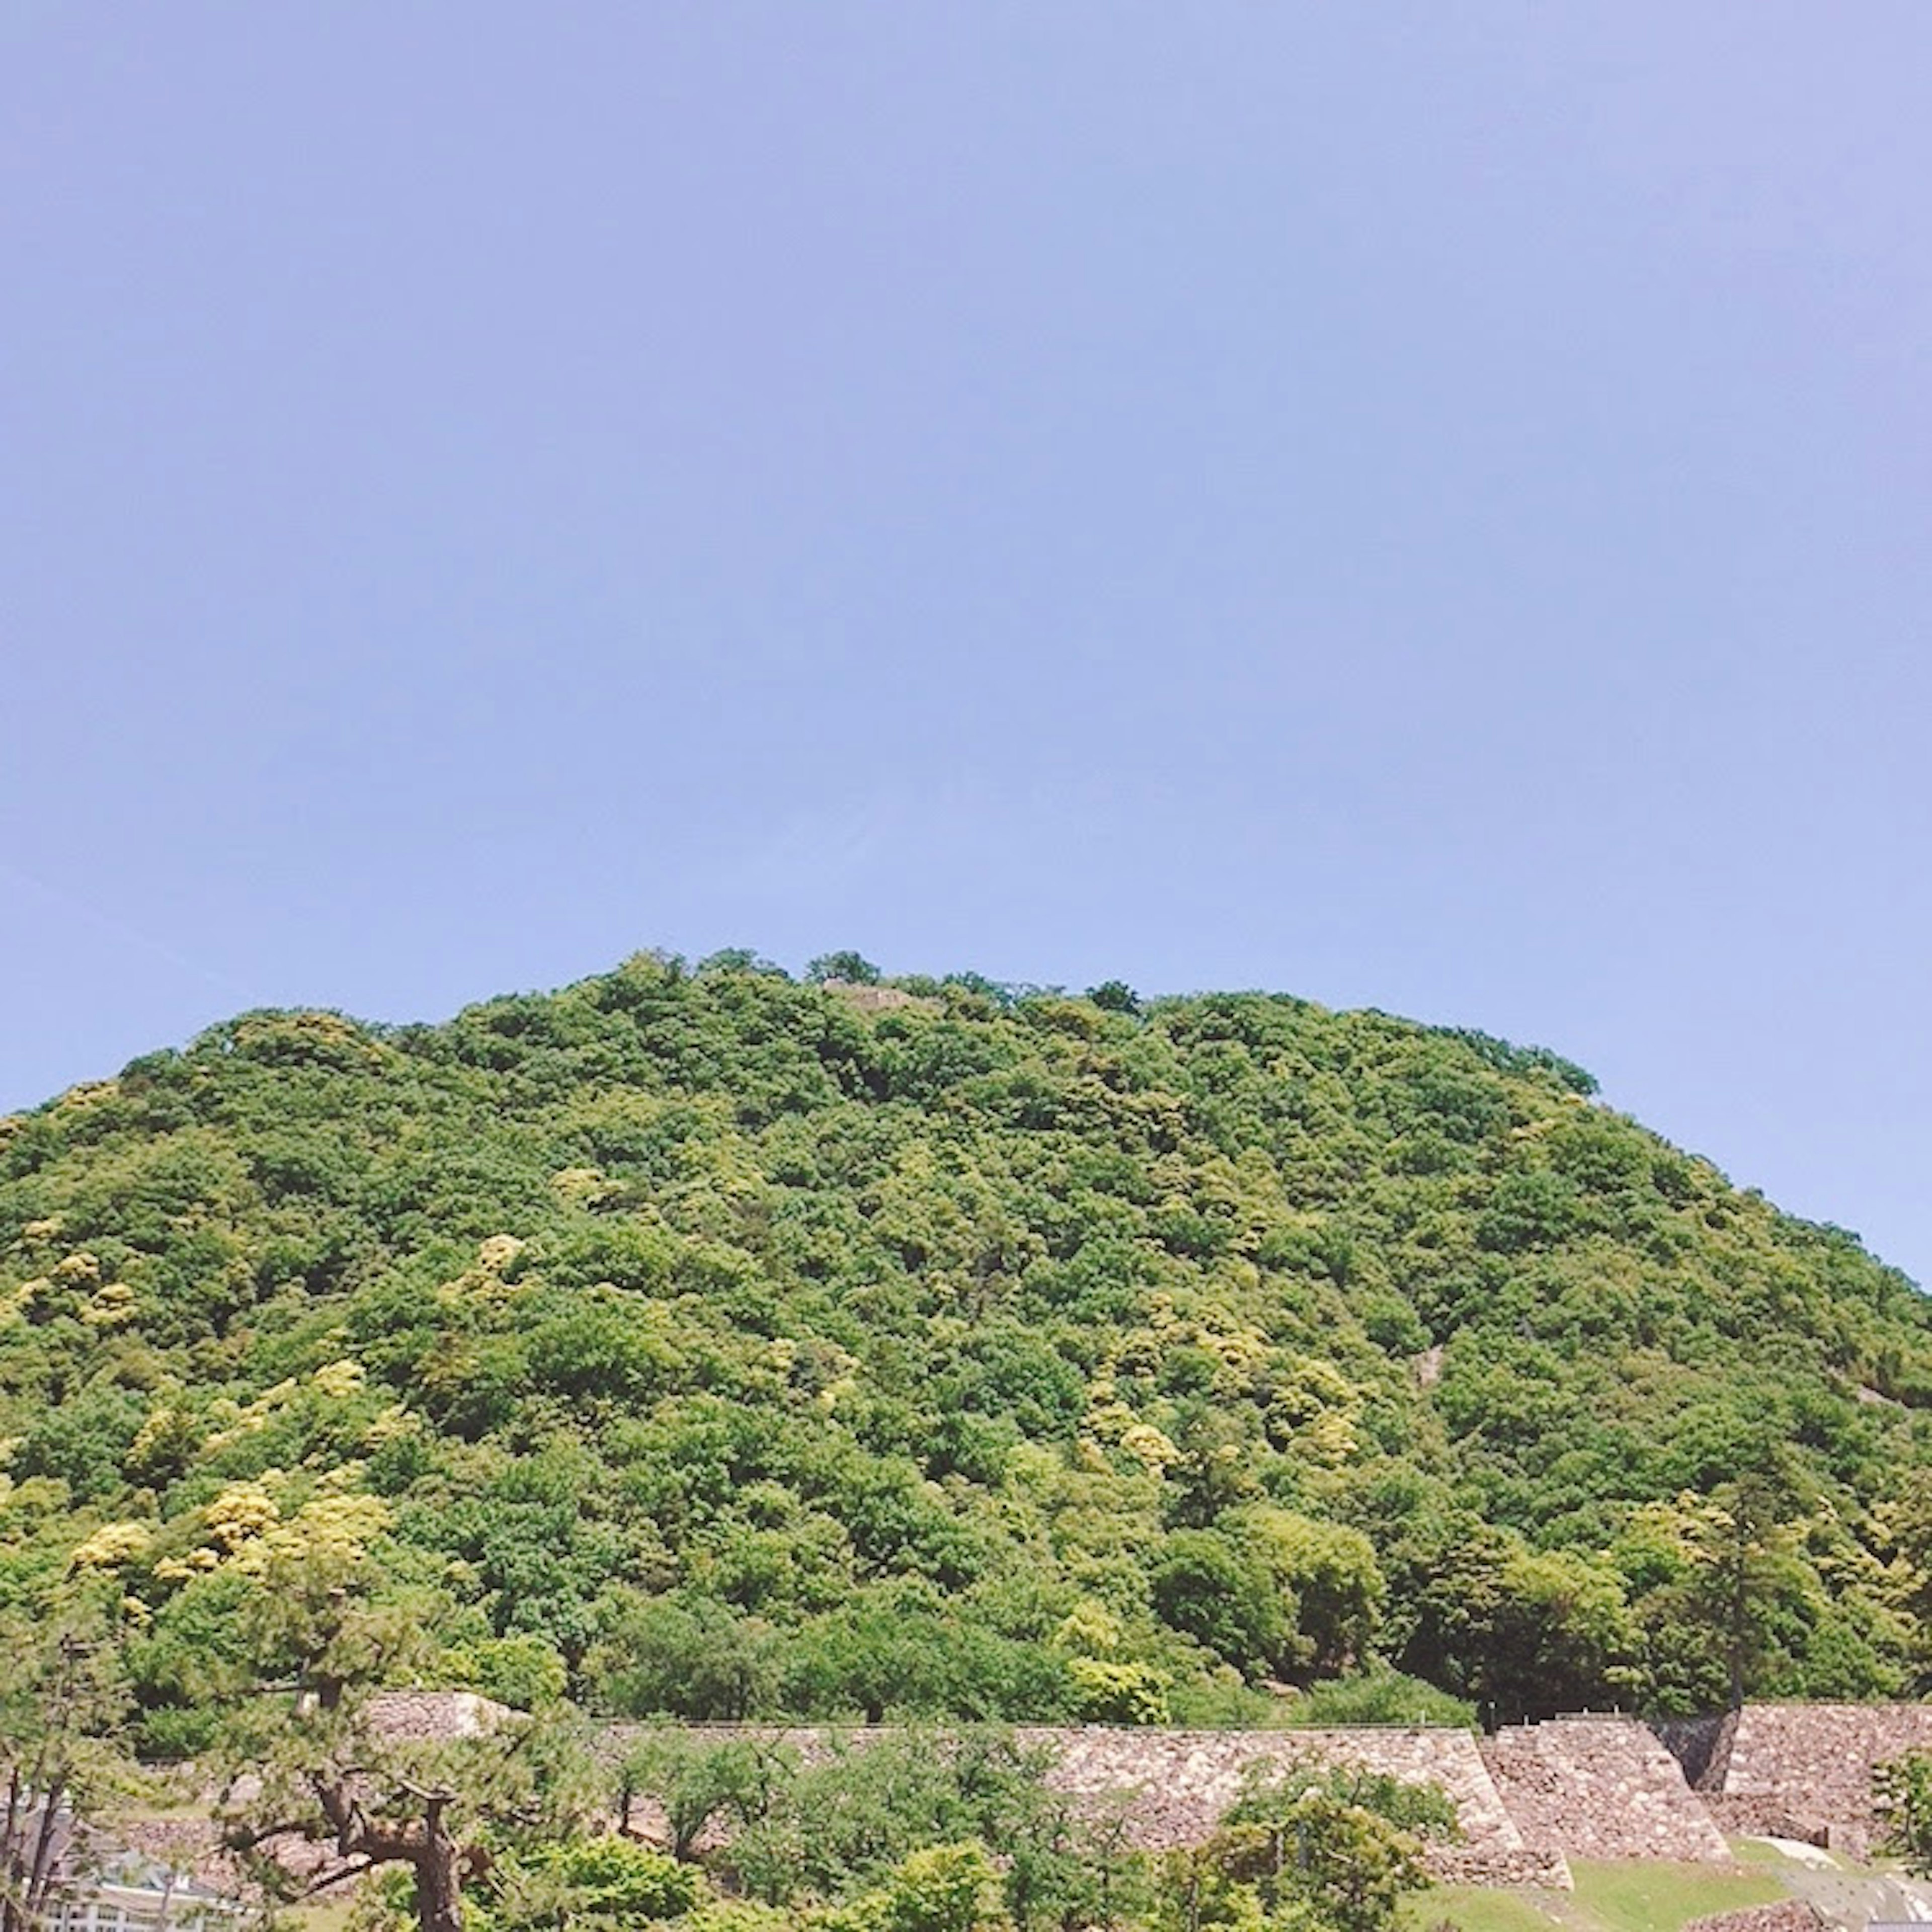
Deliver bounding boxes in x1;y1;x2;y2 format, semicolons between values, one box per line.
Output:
3;952;1931;1732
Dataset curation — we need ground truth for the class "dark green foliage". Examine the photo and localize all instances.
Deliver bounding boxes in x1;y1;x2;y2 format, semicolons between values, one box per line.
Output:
2;951;1929;1734
807;952;882;986
1152;1532;1292;1677
711;1729;1133;1930
591;1594;779;1720
1878;1749;1932;1875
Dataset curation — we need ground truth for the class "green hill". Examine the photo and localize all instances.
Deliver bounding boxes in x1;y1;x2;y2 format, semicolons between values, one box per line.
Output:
3;951;1929;1750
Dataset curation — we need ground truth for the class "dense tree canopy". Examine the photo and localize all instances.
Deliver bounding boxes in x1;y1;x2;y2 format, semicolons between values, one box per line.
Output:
3;950;1929;1744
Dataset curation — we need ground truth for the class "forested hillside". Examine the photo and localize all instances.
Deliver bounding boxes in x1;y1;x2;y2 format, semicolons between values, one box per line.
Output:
4;951;1930;1752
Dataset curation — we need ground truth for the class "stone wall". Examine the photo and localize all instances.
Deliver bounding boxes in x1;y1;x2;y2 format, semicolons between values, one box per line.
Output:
610;1723;1569;1886
120;1704;1932;1910
1653;1704;1932;1849
1022;1726;1513;1852
364;1688;513;1741
1681;1904;1823;1932
1483;1718;1731;1864
1722;1705;1932;1820
1020;1726;1568;1886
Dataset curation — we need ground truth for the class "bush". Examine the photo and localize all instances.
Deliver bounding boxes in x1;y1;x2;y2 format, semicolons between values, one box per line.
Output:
872;1841;1001;1932
518;1836;702;1920
1285;1671;1476;1731
436;1634;567;1709
1067;1656;1172;1726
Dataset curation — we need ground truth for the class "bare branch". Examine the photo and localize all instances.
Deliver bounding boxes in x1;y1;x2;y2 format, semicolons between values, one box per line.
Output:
298;1858;381;1897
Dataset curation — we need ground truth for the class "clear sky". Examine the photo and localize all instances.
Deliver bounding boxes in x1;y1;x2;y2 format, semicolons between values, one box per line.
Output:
5;6;1928;1283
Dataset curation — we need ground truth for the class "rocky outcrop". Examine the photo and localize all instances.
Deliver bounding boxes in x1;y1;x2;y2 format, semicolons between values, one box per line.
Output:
1482;1718;1730;1864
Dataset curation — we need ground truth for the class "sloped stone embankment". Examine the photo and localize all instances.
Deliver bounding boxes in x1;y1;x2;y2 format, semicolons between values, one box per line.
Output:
1483;1717;1731;1864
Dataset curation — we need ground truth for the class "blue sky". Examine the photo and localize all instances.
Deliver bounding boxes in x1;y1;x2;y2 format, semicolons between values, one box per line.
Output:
6;6;1929;1282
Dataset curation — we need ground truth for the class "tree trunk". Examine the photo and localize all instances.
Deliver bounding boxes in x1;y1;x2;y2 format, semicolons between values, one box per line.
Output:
1727;1544;1748;1711
411;1798;463;1932
22;1785;68;1932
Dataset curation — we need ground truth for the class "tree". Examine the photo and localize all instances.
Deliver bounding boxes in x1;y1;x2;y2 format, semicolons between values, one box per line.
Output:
1396;1522;1636;1721
219;1696;593;1932
784;1598;968;1723
718;1728;1135;1931
697;950;788;980
585;1594;778;1721
1236;1510;1386;1680
1878;1749;1932;1875
868;1840;1000;1932
615;1732;792;1864
1878;1469;1932;1691
1151;1531;1292;1679
0;1597;136;1932
807;952;881;985
214;1556;595;1932
1065;1657;1172;1726
1608;1473;1816;1713
480;1834;702;1930
1708;1472;1809;1710
1169;1761;1448;1932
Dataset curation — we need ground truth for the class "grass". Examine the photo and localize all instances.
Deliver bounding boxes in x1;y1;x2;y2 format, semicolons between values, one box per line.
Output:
1565;1860;1788;1932
1409;1860;1790;1932
288;1900;357;1932
1404;1884;1568;1932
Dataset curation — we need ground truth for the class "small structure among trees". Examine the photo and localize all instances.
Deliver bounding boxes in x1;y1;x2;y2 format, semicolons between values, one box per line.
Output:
43;1837;232;1932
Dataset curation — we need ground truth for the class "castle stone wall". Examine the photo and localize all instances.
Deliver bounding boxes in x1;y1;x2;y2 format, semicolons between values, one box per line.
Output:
1681;1904;1824;1932
1483;1718;1731;1864
1018;1726;1566;1884
1715;1705;1932;1829
610;1723;1564;1884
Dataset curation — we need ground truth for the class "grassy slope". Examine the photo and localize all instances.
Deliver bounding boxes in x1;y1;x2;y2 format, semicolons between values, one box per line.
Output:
1416;1862;1790;1932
